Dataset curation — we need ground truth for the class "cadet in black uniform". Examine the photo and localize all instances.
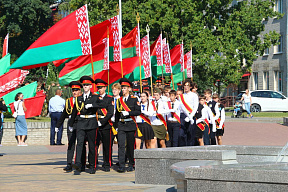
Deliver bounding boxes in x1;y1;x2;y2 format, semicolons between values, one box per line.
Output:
115;78;141;173
56;81;86;172
94;79;114;172
69;76;106;174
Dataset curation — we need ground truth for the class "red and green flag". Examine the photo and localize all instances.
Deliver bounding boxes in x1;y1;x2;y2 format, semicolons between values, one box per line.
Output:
2;33;8;58
163;39;172;74
185;50;193;78
10;5;92;70
170;43;185;75
0;69;29;93
58;15;121;85
0;53;11;76
141;35;152;78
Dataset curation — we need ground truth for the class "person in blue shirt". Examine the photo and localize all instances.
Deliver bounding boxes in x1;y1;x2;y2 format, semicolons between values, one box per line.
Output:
49;89;65;145
233;101;241;116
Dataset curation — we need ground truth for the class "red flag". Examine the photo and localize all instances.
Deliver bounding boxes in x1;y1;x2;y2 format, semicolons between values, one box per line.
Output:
150;34;162;66
2;33;8;58
184;50;193;78
170;43;184;74
0;69;29;93
10;92;46;118
163;39;172;74
141;35;151;78
0;88;15;98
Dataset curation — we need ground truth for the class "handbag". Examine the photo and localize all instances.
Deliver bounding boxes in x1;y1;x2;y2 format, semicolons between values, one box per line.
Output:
12;101;21;118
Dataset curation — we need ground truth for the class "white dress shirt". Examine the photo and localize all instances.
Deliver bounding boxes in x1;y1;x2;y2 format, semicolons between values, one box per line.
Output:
206;98;220;120
149;99;169;125
136;102;149;123
83;91;91;101
111;95;120;122
166;100;181;122
180;91;199;118
196;105;216;132
219;108;225;129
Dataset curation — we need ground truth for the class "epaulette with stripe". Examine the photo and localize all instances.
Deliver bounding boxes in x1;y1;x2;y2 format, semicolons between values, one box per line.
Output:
131;95;137;98
92;93;98;95
106;95;113;97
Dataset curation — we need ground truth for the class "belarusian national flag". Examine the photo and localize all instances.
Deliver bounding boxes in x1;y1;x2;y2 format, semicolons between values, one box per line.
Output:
3;81;37;107
170;43;184;75
58;16;122;85
10;5;92;69
163;39;172;74
185;50;193;78
2;33;8;58
10;91;46;118
0;69;29;93
0;53;11;76
141;35;152;78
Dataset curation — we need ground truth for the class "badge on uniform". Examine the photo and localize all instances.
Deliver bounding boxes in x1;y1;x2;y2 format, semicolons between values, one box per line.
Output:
209;104;212;108
112;101;115;105
137;102;140;106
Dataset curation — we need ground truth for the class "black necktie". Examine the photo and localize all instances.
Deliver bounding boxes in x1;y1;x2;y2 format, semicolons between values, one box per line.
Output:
85;95;88;101
125;97;127;102
171;102;175;118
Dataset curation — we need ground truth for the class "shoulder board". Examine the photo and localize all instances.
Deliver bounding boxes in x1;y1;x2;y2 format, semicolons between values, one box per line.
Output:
131;96;136;98
92;93;98;95
106;95;113;97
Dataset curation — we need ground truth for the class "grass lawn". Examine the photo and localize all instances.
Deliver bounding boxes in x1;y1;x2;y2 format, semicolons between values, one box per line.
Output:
227;111;288;118
4;117;51;122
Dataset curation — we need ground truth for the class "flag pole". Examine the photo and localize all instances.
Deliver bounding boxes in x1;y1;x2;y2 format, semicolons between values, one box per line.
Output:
161;31;164;87
182;40;185;82
117;4;123;77
90;55;96;91
107;27;110;94
190;42;193;82
167;40;174;90
136;13;142;93
146;24;153;97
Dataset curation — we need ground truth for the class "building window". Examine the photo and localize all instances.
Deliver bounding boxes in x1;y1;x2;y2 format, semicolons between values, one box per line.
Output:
274;0;283;13
253;72;258;90
278;71;283;92
264;72;269;90
274;36;283;54
263;47;269;56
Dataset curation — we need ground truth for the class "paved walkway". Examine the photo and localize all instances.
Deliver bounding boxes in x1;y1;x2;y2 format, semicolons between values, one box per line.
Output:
1;119;288;191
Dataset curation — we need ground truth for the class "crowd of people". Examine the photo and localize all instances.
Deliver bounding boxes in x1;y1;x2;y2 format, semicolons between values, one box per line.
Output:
51;75;226;174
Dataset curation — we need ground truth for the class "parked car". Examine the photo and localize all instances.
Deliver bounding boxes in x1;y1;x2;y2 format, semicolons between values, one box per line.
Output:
241;90;288;112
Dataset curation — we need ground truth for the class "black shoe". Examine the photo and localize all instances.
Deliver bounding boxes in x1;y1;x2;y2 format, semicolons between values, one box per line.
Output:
115;162;120;166
89;168;96;174
81;166;85;172
117;167;126;173
127;167;134;172
63;165;72;172
86;164;91;169
50;143;56;146
57;143;65;145
103;167;110;172
72;164;81;172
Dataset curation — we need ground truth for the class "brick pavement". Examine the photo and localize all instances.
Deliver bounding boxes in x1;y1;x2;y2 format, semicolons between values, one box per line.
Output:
1;120;288;191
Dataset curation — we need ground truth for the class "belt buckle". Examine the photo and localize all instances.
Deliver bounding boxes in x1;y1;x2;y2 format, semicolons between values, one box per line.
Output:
85;115;88;118
120;119;124;122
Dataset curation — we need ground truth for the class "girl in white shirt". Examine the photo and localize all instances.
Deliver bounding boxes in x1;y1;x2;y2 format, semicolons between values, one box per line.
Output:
241;89;253;118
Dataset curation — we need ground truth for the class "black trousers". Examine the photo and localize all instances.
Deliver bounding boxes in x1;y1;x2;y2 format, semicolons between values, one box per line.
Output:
167;121;180;147
0;127;3;144
75;128;96;168
179;113;196;146
118;129;135;168
66;127;86;166
99;128;113;168
209;124;216;145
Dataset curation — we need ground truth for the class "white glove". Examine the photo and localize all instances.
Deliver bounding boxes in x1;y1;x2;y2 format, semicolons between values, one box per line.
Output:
169;109;176;113
111;116;115;122
218;123;223;129
184;117;190;122
121;111;129;116
212;124;216;132
85;104;93;109
68;126;73;132
115;128;118;132
190;120;194;125
142;111;150;116
55;127;59;133
98;121;102;127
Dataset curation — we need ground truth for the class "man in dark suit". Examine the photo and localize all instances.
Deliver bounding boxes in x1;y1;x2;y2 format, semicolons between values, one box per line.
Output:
95;79;114;172
69;76;106;174
115;78;141;173
56;81;86;172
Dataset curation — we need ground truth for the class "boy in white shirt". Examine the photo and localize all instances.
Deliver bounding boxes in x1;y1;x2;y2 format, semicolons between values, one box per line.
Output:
213;94;225;145
166;90;181;147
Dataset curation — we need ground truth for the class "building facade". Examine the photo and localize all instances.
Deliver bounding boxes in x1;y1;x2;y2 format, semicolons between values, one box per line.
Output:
250;0;287;95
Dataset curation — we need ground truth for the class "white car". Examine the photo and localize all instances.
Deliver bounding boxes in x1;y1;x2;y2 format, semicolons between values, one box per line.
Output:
242;90;288;112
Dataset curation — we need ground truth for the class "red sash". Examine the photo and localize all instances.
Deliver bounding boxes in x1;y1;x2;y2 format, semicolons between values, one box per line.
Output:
100;108;117;135
179;94;192;113
167;101;180;123
215;117;224;129
69;97;74;108
119;97;142;137
197;118;209;131
139;114;151;125
151;100;168;130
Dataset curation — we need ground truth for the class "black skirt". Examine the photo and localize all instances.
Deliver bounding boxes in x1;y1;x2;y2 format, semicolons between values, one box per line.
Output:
136;122;155;140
